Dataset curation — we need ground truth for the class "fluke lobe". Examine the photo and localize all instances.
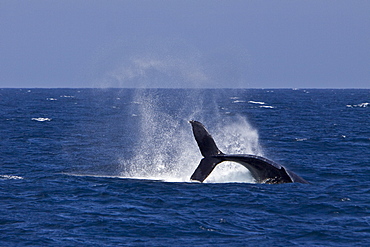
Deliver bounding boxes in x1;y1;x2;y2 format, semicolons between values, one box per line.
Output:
189;120;309;184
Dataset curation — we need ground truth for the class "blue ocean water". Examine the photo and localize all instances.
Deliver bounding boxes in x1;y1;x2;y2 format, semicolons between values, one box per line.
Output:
0;88;369;246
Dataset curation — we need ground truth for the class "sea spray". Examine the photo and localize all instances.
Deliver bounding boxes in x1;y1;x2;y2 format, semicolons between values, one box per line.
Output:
205;116;263;183
120;90;199;182
120;90;262;183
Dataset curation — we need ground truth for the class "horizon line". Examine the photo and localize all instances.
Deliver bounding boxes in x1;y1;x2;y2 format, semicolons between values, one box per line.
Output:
1;87;369;90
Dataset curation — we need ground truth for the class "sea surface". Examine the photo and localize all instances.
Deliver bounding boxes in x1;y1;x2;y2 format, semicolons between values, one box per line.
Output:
0;88;369;246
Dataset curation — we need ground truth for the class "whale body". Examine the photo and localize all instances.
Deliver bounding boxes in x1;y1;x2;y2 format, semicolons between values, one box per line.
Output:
189;120;309;184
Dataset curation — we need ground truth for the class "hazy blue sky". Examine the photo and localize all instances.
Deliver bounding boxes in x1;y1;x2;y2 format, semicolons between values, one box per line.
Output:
1;0;369;88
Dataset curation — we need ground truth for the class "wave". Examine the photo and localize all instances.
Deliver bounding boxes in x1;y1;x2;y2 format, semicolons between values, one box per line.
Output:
295;138;308;142
230;97;246;103
230;99;275;109
346;102;369;108
248;100;265;105
32;118;52;122
248;100;275;108
0;175;24;180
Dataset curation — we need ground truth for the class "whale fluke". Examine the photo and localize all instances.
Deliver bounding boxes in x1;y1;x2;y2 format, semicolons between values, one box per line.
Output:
189;120;309;184
189;120;223;157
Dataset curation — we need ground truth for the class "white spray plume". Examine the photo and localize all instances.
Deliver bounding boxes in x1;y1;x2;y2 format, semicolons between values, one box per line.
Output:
120;91;262;183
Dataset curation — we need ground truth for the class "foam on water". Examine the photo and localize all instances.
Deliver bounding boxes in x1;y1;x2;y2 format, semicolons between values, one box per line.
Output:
259;105;275;109
248;100;265;105
248;100;275;109
0;175;24;180
31;117;52;122
119;91;262;183
60;95;75;98
346;102;369;108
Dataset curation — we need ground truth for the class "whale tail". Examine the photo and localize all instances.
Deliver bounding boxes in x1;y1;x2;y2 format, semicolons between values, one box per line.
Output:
189;120;309;184
189;120;224;182
189;120;223;157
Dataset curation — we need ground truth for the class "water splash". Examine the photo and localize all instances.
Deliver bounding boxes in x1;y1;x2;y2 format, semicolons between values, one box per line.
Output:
119;91;262;183
206;116;263;183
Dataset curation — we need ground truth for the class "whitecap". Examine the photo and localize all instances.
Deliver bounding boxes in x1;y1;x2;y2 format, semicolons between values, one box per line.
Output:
60;95;75;98
346;102;369;108
0;175;24;180
259;105;275;109
357;102;369;108
232;100;246;103
47;98;57;101
248;101;265;105
295;138;308;142
32;118;52;122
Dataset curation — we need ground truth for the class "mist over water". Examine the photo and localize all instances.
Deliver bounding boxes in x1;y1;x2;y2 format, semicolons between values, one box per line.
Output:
94;38;251;88
119;89;261;183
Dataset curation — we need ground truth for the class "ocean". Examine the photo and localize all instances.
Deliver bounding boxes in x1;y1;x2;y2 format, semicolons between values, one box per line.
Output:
0;88;369;246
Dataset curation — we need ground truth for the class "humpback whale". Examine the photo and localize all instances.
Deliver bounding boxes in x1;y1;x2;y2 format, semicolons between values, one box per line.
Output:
189;120;309;184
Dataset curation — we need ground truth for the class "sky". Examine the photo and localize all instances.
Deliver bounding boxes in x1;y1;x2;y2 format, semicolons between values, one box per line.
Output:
0;0;369;88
